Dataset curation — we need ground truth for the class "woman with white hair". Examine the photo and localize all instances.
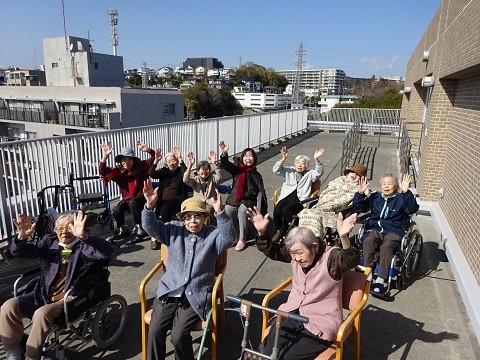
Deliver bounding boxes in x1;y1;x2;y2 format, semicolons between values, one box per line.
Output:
247;207;359;359
272;146;324;240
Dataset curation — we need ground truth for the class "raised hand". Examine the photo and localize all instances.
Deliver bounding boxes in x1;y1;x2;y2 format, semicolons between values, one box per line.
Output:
208;150;217;164
219;140;229;154
143;179;159;209
336;212;357;238
359;176;368;193
137;140;150;152
207;189;222;213
71;211;87;239
13;213;36;241
246;207;270;236
399;173;411;193
173;146;182;161
154;149;163;163
314;148;325;162
187;151;195;167
102;142;112;160
280;146;288;161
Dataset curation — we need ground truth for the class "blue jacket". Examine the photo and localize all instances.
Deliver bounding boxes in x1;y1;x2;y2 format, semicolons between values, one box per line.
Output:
142;209;235;320
353;190;419;236
11;235;113;314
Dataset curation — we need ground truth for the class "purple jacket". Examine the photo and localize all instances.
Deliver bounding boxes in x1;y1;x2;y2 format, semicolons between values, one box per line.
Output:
11;234;113;311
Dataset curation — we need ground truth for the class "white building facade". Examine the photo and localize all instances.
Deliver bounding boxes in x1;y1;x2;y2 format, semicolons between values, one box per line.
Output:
233;92;292;110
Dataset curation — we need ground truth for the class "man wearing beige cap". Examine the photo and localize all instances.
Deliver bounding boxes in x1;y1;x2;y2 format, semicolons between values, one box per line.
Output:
141;180;235;360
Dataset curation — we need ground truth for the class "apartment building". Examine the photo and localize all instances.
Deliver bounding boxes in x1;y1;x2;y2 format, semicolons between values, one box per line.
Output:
233;92;292;110
277;68;345;96
5;69;46;86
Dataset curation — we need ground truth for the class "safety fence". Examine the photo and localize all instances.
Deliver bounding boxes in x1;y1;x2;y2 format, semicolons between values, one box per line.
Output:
0;109;308;241
307;108;401;134
340;120;362;176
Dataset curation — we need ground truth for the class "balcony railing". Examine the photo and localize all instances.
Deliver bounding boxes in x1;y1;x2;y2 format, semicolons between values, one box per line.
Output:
0;108;308;242
0;108;109;129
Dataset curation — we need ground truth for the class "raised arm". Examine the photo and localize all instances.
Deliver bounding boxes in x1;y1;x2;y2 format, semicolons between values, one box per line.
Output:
327;213;360;280
312;148;325;180
247;207;291;263
71;211;113;261
209;191;236;254
141;179;170;245
183;151;196;187
219;140;240;175
148;149;165;178
352;177;371;213
272;147;289;176
399;174;419;214
208;150;223;183
98;142;116;178
10;213;45;258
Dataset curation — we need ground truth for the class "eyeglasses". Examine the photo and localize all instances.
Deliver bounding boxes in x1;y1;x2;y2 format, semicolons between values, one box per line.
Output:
56;225;72;232
182;214;204;222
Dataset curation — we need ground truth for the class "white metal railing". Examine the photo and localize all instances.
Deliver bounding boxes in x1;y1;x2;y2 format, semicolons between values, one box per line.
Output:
0;108;307;241
307;108;401;133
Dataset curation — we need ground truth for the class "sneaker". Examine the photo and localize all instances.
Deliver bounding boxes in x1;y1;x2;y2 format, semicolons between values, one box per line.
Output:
151;239;160;250
235;239;247;252
106;226;129;242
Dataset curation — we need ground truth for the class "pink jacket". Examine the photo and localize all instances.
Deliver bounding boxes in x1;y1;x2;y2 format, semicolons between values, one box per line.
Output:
278;246;342;341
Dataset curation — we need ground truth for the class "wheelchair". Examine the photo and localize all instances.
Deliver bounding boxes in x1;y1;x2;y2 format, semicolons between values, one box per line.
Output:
13;265;127;359
355;215;423;298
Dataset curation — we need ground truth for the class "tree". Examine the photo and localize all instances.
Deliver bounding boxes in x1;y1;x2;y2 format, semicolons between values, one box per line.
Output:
125;73;142;87
235;63;288;90
181;83;242;119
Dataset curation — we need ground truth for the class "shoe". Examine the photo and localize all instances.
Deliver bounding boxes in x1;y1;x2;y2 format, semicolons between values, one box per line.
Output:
151;239;160;250
370;283;386;298
235;239;247;251
106;226;129;242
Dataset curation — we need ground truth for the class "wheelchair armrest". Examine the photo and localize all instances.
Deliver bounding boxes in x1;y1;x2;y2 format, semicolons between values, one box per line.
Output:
63;288;75;328
356;211;371;223
13;267;41;297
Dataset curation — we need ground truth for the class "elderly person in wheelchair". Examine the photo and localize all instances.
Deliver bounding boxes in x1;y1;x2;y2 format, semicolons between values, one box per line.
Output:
353;173;419;297
246;206;359;359
141;179;235;360
0;210;113;360
271;146;324;242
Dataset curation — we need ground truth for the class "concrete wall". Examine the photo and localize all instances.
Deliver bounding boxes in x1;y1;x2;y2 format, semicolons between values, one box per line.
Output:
88;53;124;87
119;89;184;127
401;0;480;342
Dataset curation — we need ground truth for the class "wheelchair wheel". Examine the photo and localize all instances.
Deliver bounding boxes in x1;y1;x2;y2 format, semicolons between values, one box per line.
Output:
97;210;110;225
404;230;423;280
92;294;127;349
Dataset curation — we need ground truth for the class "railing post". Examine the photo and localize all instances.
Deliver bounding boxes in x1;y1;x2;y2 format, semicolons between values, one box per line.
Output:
233;115;237;154
269;113;272;145
258;114;262;148
195;121;199;160
247;115;250;149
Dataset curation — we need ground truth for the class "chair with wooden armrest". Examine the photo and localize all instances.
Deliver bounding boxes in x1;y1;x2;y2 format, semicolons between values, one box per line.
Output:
261;266;372;360
139;245;227;360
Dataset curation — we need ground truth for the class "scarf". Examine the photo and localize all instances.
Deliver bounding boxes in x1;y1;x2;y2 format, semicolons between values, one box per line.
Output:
235;163;257;203
59;237;80;249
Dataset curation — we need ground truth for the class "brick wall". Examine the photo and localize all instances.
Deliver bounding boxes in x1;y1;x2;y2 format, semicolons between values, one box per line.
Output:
402;0;480;283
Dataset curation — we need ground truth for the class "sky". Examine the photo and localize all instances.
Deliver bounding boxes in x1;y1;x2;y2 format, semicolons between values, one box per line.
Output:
0;0;440;78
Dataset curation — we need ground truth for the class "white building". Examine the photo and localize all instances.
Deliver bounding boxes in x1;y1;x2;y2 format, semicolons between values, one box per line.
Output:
43;36;124;87
5;69;46;86
317;95;359;113
157;66;174;78
0;86;184;139
277;68;346;96
233;92;292;110
0;35;184;141
207;69;220;77
195;66;206;76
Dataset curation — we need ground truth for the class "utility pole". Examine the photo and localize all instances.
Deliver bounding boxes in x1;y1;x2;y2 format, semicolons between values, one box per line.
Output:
142;62;148;88
108;8;119;56
293;41;306;108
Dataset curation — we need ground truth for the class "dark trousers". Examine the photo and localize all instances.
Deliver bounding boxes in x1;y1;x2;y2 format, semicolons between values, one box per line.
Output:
273;191;303;234
148;296;200;360
155;199;182;222
113;196;146;227
363;230;402;280
261;316;331;360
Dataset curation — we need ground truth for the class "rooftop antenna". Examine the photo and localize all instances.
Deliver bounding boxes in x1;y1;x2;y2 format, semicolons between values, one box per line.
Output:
293;41;306;107
108;8;119;56
61;0;69;52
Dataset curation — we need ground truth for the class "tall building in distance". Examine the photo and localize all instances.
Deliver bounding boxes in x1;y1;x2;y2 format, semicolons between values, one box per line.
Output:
182;57;224;70
277;68;346;96
43;36;124;87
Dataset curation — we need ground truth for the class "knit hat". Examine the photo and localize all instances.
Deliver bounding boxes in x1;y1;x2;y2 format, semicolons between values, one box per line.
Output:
344;163;367;177
115;147;140;163
298;209;324;238
178;197;209;217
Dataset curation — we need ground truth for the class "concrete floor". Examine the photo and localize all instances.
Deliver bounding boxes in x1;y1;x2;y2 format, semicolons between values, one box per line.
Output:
1;131;479;359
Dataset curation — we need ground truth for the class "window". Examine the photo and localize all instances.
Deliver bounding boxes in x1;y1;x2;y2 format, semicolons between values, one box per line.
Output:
94;62;99;70
163;103;175;115
52;62;58;69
